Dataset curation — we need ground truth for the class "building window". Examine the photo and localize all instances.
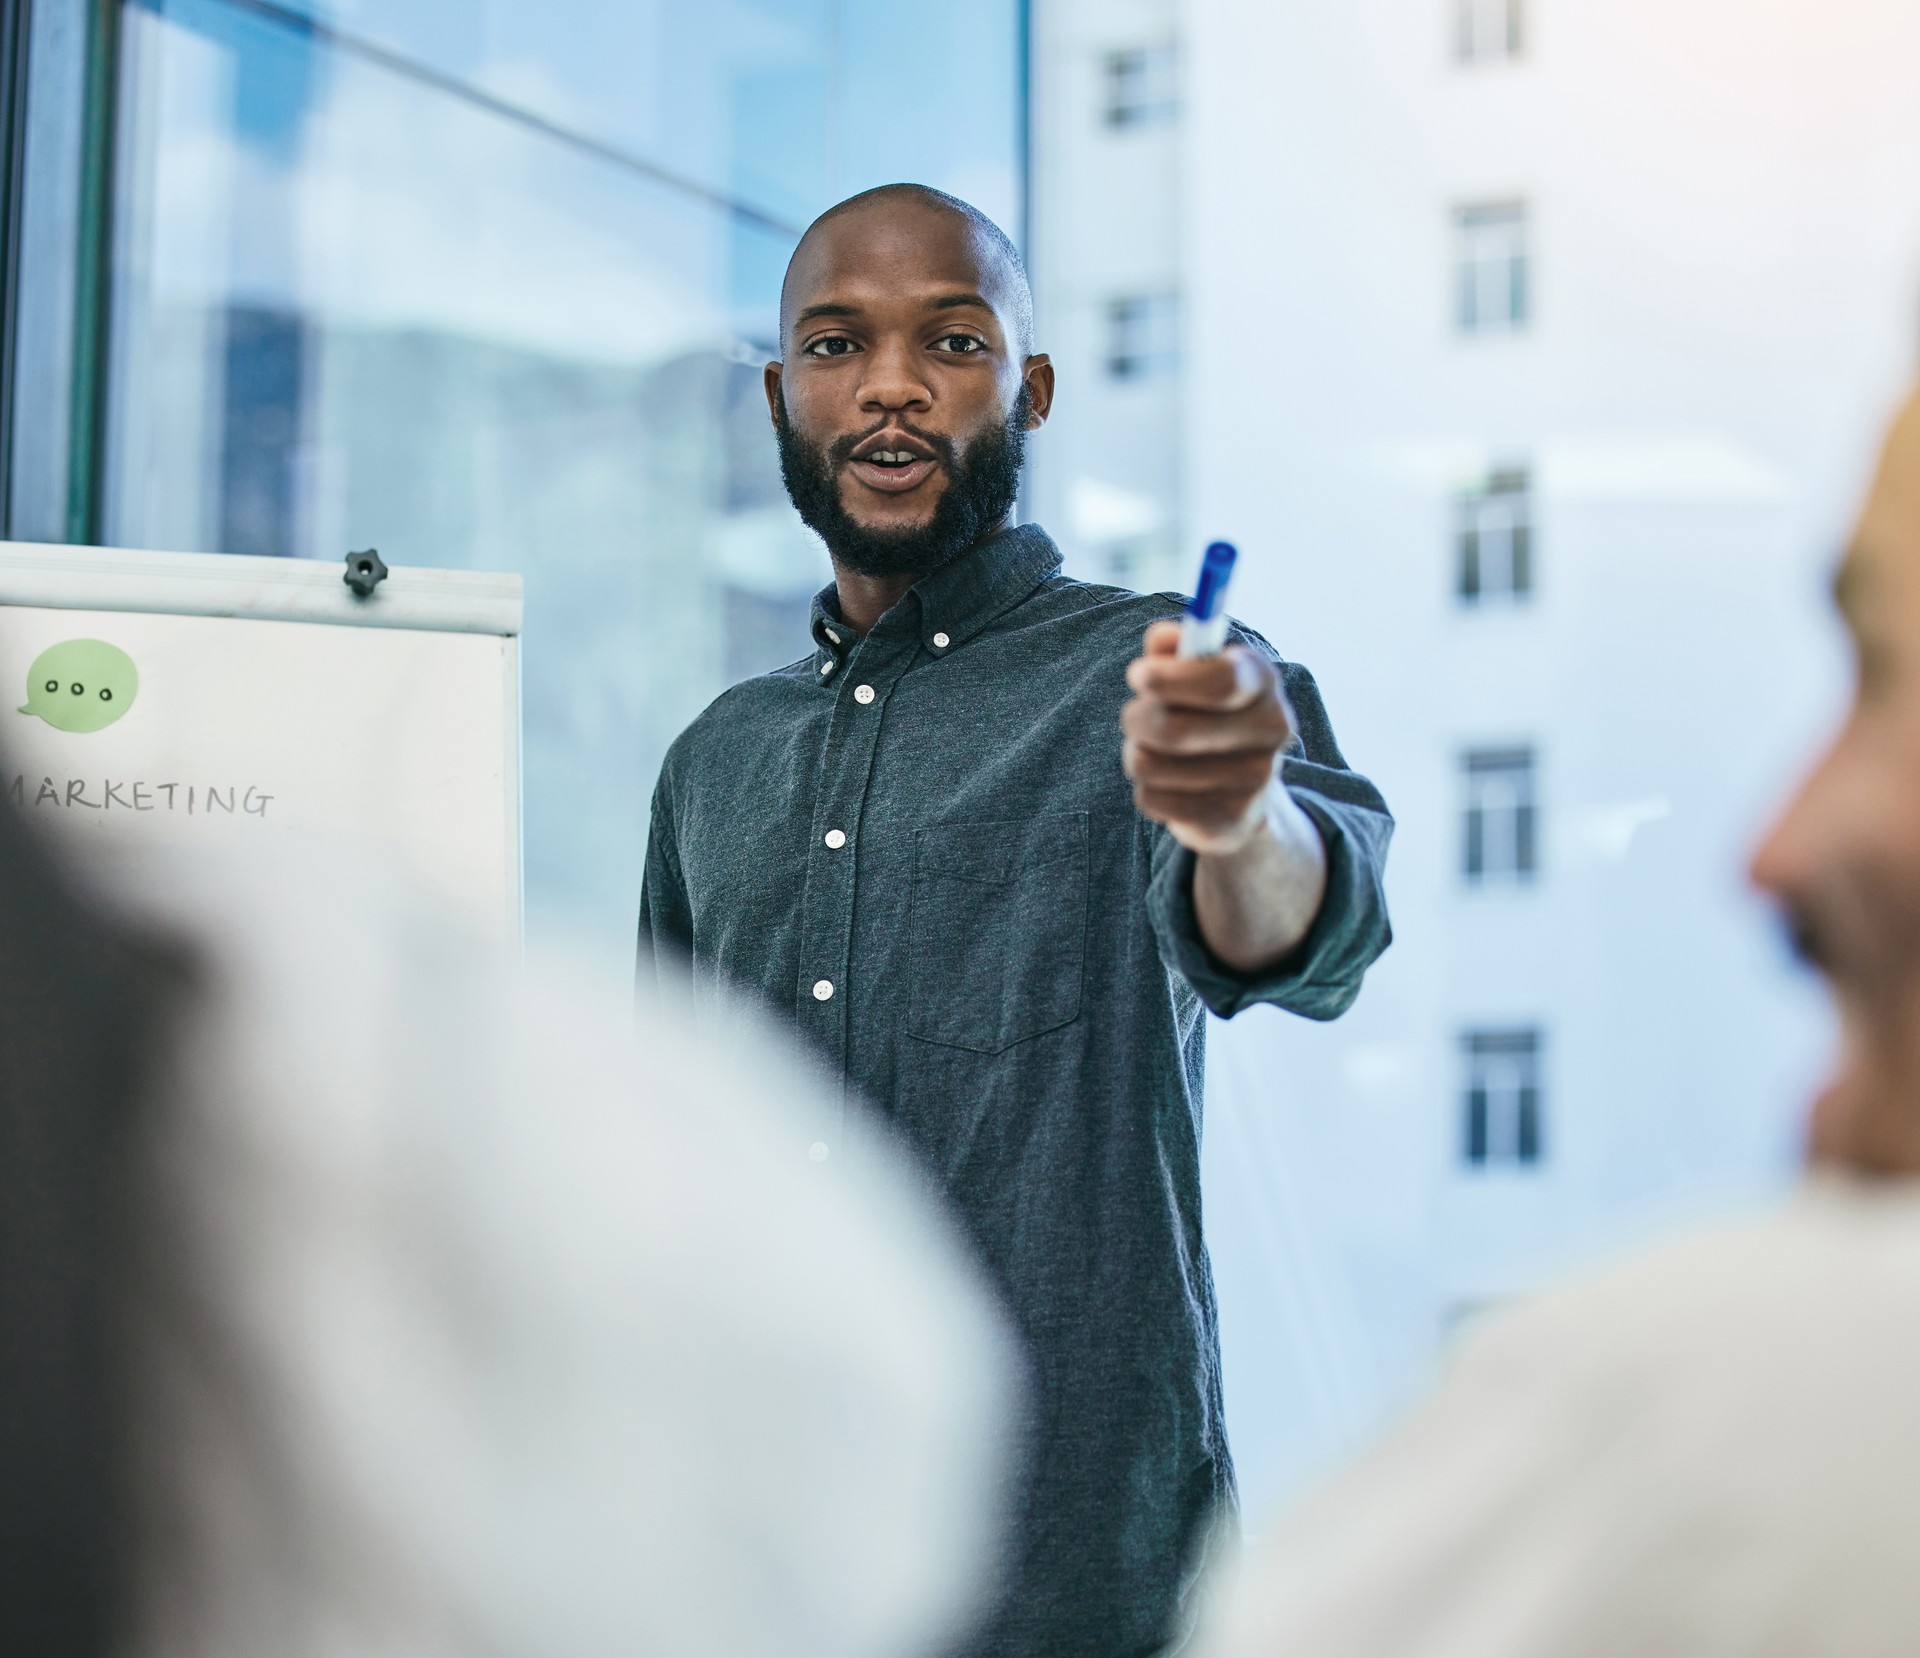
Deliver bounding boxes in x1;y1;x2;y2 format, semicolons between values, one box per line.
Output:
1461;1028;1543;1166
1455;0;1523;63
1454;202;1529;335
1103;44;1179;128
1457;467;1532;602
1106;293;1179;380
1462;746;1537;883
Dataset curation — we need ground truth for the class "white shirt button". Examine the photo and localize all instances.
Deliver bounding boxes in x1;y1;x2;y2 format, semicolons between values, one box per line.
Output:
811;978;835;1001
824;628;841;645
819;659;835;677
932;631;950;649
853;683;876;704
809;1141;830;1163
823;828;847;849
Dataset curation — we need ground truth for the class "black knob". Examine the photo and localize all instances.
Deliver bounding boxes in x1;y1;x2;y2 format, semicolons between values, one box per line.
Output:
343;548;389;597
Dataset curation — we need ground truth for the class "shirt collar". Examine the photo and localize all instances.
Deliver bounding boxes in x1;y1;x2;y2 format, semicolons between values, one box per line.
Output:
809;523;1063;679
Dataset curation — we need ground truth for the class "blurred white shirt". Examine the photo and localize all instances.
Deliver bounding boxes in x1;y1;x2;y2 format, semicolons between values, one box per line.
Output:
1198;1180;1920;1658
87;847;1015;1658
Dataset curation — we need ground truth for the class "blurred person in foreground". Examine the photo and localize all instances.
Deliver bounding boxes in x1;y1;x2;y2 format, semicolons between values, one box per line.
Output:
1194;385;1920;1658
0;794;1014;1658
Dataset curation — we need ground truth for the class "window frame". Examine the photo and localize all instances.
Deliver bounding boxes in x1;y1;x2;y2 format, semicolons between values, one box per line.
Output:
1461;1027;1544;1167
1101;41;1179;130
0;0;28;527
1105;290;1180;382
1456;465;1533;602
1455;0;1524;64
1453;200;1530;336
1461;745;1538;884
0;0;120;545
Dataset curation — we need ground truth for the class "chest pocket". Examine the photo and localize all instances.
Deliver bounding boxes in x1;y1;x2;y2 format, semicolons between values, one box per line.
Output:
908;812;1088;1055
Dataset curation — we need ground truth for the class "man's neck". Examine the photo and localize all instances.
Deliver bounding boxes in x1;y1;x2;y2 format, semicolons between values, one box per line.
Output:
828;515;1016;638
828;568;918;638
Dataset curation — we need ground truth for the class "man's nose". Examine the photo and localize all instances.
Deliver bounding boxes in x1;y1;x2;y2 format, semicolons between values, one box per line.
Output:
1748;748;1837;904
856;337;933;413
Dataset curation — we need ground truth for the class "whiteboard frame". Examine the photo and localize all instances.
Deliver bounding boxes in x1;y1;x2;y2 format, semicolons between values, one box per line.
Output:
0;542;526;928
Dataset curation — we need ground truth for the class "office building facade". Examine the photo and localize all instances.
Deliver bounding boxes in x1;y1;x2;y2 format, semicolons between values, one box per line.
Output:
1182;0;1920;1515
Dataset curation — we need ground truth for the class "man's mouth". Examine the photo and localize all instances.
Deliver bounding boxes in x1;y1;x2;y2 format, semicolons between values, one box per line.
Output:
845;433;941;496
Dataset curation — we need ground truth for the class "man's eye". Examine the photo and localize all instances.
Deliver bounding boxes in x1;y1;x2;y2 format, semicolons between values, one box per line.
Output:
805;337;857;358
934;334;983;354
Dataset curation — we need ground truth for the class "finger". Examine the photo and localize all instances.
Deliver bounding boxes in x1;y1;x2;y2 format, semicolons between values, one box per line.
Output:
1121;696;1294;755
1132;782;1263;834
1126;652;1240;702
1123;743;1276;795
1126;645;1272;710
1141;620;1182;659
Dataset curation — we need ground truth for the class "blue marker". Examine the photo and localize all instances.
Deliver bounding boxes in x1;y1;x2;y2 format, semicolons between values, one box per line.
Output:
1178;541;1238;658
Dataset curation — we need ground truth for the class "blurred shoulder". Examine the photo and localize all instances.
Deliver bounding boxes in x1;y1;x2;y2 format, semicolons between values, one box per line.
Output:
1457;1180;1920;1419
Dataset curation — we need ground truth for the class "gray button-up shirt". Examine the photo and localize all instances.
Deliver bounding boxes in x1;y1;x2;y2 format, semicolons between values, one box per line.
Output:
640;524;1392;1658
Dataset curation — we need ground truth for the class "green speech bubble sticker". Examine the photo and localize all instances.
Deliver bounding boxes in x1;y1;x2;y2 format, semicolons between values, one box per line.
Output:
19;639;139;733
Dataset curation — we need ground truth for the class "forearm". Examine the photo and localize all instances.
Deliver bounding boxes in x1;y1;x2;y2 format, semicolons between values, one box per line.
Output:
1193;782;1329;973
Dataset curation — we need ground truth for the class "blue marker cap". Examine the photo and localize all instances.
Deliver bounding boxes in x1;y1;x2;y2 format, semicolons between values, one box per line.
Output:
1190;541;1238;622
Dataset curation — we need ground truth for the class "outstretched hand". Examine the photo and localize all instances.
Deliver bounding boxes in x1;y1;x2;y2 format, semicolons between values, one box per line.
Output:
1121;620;1296;855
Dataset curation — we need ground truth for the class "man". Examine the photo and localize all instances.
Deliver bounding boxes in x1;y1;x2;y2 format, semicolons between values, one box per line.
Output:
639;183;1393;1655
1194;385;1920;1658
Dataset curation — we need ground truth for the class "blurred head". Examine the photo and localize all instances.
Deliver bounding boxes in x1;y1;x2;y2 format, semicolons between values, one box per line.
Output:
0;796;186;1658
1751;388;1920;1174
766;183;1053;581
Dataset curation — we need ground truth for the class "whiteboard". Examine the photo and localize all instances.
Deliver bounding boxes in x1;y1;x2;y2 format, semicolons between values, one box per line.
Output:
0;543;522;940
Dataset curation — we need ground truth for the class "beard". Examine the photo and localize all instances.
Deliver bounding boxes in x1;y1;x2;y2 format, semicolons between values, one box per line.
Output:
774;386;1030;581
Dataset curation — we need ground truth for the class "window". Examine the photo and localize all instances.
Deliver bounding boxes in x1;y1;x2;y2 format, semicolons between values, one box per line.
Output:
1103;44;1179;128
1457;467;1532;602
95;0;1025;959
1106;293;1180;380
1454;203;1529;334
1461;1028;1544;1166
1455;0;1524;63
1462;747;1537;883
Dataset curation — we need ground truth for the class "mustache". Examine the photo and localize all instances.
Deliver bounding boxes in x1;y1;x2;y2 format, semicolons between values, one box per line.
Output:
825;418;956;471
1775;872;1920;995
1780;901;1833;976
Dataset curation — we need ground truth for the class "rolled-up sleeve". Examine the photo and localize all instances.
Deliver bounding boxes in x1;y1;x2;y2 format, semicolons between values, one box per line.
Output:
1146;645;1394;1022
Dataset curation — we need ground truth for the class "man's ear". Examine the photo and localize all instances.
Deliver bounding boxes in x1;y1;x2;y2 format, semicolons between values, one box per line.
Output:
1022;355;1056;428
764;359;785;430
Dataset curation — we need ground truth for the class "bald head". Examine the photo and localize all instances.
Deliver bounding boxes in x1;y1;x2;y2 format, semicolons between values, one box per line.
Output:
779;184;1035;358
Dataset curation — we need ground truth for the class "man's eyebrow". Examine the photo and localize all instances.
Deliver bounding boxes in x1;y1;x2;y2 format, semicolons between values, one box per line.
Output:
927;292;997;317
794;301;860;325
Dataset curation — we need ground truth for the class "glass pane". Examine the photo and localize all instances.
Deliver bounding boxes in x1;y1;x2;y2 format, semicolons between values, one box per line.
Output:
103;0;1022;962
228;1;1020;243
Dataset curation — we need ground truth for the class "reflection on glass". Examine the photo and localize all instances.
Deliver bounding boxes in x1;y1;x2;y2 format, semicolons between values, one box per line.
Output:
103;0;1021;959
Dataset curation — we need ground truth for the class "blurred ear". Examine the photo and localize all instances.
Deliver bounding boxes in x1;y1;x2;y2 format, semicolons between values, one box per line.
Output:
763;360;784;431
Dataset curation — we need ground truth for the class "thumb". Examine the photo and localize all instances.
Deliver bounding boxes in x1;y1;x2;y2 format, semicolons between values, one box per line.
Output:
1142;620;1182;658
